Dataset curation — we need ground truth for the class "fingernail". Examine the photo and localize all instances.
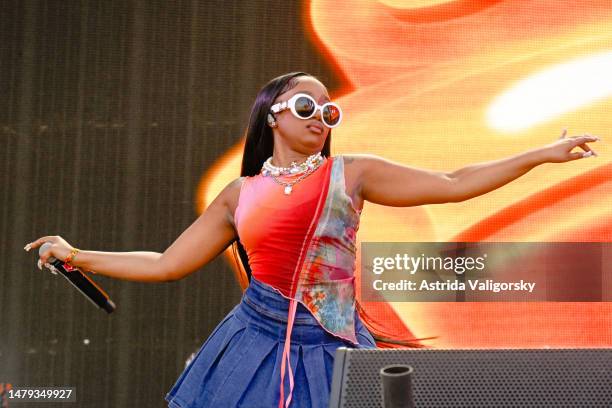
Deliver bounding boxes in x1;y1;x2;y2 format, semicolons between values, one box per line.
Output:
24;244;31;251
582;151;594;158
37;260;42;270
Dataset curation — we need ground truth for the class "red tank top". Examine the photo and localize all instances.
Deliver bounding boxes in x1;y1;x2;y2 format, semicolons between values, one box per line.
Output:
234;157;334;296
235;155;428;407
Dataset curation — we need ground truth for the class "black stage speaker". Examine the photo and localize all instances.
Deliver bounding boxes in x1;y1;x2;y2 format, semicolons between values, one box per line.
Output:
329;348;612;407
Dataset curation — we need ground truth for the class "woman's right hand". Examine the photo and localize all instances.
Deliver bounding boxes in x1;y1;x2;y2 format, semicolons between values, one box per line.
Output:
24;235;77;270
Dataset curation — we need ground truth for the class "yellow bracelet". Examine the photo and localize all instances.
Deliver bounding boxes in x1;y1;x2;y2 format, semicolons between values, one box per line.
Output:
64;248;80;266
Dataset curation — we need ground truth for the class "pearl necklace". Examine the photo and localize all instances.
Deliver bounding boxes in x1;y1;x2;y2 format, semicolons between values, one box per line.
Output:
261;152;325;195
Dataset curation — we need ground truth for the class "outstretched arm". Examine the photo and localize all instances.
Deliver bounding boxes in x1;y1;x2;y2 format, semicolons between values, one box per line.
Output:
27;178;242;282
354;131;601;207
446;131;600;202
158;177;242;281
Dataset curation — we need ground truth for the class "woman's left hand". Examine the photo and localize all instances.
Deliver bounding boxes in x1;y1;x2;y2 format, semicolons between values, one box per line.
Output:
540;129;601;163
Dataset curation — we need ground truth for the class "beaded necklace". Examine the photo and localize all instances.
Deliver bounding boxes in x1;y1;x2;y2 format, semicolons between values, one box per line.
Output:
260;152;325;195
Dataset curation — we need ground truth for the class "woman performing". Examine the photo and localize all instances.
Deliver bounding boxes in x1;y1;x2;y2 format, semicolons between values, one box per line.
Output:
25;72;600;407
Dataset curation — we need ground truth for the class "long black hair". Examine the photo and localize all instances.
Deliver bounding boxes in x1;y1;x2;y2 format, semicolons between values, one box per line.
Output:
228;74;433;348
231;72;332;284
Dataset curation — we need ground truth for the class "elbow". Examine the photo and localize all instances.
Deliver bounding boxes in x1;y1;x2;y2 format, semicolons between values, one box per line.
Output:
156;258;181;283
163;271;179;283
161;267;185;283
445;174;466;203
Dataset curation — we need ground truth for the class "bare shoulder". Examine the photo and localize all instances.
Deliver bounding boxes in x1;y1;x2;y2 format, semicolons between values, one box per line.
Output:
339;153;380;182
219;176;246;230
341;153;403;174
221;176;245;211
340;153;378;167
338;154;380;210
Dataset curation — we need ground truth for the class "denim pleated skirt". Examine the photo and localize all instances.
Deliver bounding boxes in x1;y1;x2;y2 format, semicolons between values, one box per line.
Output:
165;276;377;407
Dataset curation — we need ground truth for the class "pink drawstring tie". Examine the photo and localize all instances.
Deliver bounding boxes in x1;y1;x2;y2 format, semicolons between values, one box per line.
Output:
278;298;298;408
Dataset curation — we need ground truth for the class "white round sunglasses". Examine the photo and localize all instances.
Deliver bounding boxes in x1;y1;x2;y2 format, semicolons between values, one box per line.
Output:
270;93;343;128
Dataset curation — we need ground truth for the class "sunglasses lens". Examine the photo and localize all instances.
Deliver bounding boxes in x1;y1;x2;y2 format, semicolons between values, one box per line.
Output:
322;105;341;127
294;96;316;118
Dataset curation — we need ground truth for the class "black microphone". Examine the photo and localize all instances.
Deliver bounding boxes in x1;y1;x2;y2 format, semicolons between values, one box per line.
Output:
39;242;116;313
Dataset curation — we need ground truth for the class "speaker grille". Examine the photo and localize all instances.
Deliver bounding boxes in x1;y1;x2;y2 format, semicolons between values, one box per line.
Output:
338;348;611;407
